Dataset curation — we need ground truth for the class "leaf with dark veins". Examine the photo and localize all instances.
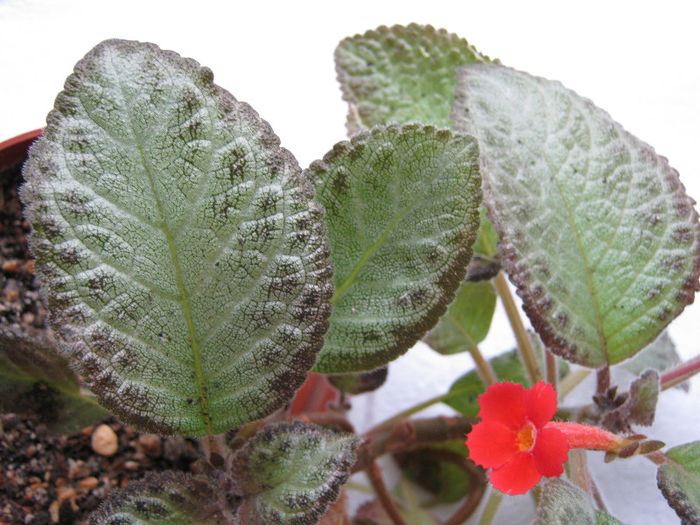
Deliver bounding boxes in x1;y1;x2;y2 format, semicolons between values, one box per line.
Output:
306;124;481;373
453;64;700;368
21;39;332;436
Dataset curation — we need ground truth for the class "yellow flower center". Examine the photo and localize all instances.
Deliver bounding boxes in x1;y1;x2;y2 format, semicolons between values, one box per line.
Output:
517;421;537;452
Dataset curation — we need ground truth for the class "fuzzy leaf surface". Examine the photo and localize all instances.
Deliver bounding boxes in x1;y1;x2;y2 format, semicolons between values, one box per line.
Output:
658;441;700;524
423;280;496;355
307;125;481;372
454;64;700;367
0;326;108;432
232;421;359;525
89;471;228;524
535;479;622;525
335;24;489;133
21;39;332;436
622;332;687;390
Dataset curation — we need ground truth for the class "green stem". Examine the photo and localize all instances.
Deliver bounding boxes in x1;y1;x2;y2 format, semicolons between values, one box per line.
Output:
370;391;455;430
545;348;558;391
477;489;503;525
492;272;542;383
469;345;497;386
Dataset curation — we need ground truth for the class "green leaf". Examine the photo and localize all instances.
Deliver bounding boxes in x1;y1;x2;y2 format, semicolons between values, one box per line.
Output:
622;332;687;390
453;64;700;368
394;440;482;504
535;479;622;525
20;39;332;436
446;349;527;417
89;471;228;524
658;441;700;524
335;24;490;133
232;421;359;525
328;366;388;394
423;280;496;355
0;326;107;433
306;124;481;372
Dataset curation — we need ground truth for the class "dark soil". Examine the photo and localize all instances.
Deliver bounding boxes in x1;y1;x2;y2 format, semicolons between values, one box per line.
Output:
0;159;200;524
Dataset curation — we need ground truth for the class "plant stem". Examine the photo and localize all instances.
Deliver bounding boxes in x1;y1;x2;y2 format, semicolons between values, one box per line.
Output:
371;392;455;430
661;354;700;390
568;450;608;512
436;451;486;525
545;348;558;391
469;345;497;386
492;272;542;383
596;366;611;396
477;490;503;525
368;460;408;525
557;368;591;400
355;415;475;473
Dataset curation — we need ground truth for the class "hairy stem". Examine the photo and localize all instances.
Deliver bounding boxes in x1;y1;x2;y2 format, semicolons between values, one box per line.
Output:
545;348;558;391
469;345;497;386
568;450;608;512
492;272;542;383
596;366;611;396
368;460;408;525
355;416;475;473
661;354;700;390
477;490;503;525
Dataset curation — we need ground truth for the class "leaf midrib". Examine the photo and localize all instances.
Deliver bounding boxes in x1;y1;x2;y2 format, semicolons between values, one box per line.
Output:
107;49;212;435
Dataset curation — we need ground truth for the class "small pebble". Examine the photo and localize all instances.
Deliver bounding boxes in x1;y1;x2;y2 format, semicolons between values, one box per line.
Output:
138;433;162;458
91;424;118;456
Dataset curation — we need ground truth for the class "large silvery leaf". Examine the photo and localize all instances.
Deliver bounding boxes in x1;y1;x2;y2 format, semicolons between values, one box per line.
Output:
232;421;359;524
658;441;700;524
423;280;496;355
0;326;107;432
453;64;700;367
335;24;490;133
306;125;481;372
20;40;332;436
89;471;229;524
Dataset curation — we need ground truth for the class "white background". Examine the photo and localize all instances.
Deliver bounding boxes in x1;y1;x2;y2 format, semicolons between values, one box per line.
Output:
1;1;699;523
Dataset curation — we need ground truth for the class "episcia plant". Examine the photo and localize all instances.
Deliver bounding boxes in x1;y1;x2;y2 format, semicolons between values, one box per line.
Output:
2;23;700;524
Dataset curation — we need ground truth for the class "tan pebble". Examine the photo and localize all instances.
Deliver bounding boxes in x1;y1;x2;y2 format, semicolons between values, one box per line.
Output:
1;260;19;272
49;500;60;523
123;460;140;471
78;476;99;491
67;459;91;479
91;424;118;456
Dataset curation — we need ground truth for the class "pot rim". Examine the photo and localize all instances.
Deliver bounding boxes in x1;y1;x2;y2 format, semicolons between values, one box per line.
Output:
0;128;43;172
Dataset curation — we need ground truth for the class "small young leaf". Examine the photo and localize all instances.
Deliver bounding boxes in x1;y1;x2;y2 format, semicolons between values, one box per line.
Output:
535;478;622;525
335;24;490;133
658;441;700;524
0;326;107;432
602;369;660;432
89;471;228;524
307;124;481;372
454;64;700;368
232;421;359;525
21;40;332;436
423;280;496;355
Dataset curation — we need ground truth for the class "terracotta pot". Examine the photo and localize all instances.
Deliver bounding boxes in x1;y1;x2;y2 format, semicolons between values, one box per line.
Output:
0;129;43;172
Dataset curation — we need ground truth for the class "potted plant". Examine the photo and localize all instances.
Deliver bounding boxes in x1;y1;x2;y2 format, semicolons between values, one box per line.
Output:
2;24;700;525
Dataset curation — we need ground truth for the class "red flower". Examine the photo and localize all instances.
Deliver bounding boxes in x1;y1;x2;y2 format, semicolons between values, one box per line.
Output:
466;381;569;495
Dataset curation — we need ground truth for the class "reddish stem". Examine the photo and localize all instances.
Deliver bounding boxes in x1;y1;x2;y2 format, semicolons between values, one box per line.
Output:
368;460;408;525
660;354;700;390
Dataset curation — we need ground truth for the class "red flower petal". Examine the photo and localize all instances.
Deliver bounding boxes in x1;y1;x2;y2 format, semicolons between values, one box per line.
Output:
466;420;519;469
488;452;542;495
525;381;557;429
478;382;527;430
531;426;569;477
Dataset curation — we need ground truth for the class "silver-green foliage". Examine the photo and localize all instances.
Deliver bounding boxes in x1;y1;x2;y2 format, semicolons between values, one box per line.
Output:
454;64;700;368
21;40;332;436
535;479;623;525
335;24;490;133
89;472;228;525
658;441;700;524
307;124;481;372
232;421;359;524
